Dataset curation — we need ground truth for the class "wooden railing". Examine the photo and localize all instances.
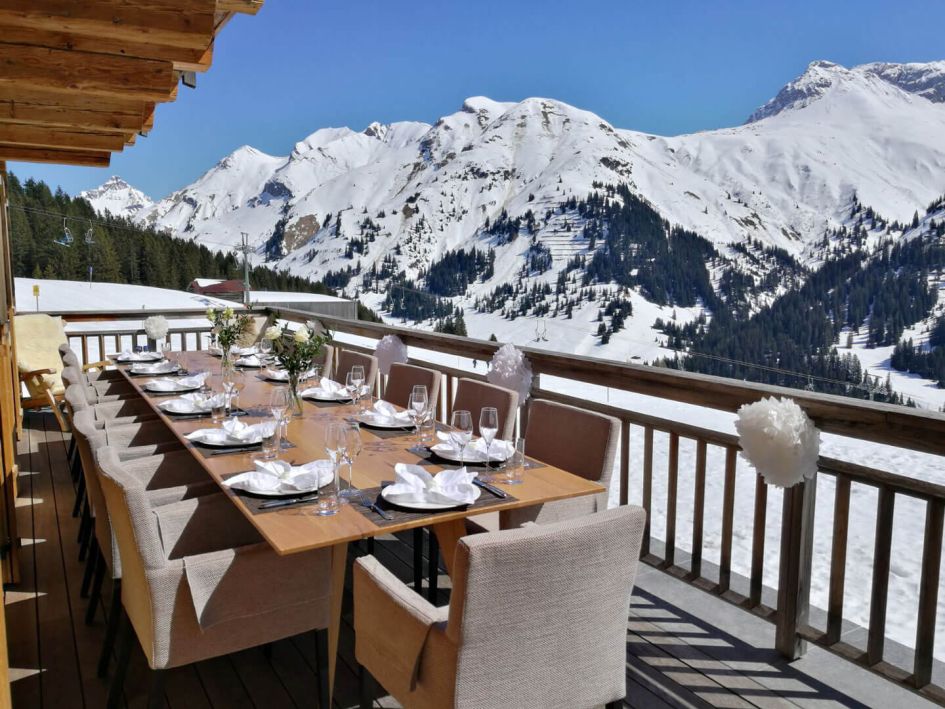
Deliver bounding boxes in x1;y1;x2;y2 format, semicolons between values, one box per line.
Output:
58;306;945;704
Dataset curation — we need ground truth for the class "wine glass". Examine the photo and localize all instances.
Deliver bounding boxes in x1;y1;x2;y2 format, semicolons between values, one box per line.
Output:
479;407;499;478
450;410;473;465
258;337;273;362
351;365;366;409
340;424;363;503
409;385;429;442
226;369;246;413
325;423;349;505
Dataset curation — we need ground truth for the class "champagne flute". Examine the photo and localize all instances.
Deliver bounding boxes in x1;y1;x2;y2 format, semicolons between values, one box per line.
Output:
270;387;292;449
450;410;473;465
340;424;363;502
409;385;429;443
479;407;499;479
325;423;349;506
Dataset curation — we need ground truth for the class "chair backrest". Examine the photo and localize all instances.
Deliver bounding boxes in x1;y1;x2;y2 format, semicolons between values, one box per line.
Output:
59;343;80;369
524;399;619;487
452;378;518;439
61;365;88;390
73;410;119;576
314;343;334;380
446;506;646;709
64;382;93;414
335;349;378;389
382;363;441;410
15;313;67;397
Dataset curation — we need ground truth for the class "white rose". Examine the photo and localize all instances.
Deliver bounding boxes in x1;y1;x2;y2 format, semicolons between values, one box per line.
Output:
264;325;282;341
206;307;216;320
293;327;310;344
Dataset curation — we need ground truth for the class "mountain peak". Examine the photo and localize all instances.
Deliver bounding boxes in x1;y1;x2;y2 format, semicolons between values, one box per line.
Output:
747;59;945;123
80;176;153;218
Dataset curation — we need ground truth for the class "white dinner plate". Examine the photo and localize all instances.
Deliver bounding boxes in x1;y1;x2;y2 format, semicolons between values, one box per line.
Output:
113;352;163;362
144;382;199;393
429;443;512;464
301;390;350;402
380;485;480;510
357;414;414;429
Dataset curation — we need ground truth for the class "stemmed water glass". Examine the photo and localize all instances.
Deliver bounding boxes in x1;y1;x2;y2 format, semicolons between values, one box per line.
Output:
346;365;366;409
479;407;499;479
340;424;363;502
258;337;273;363
450;410;473;465
224;369;246;414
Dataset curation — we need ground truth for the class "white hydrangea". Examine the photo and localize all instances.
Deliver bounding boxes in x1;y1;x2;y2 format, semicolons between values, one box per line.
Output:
735;397;820;488
486;343;533;402
374;334;408;375
143;315;168;341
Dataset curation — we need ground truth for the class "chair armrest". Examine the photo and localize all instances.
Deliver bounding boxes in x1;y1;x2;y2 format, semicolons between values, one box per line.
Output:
20;367;55;380
353;555;448;691
180;542;332;630
83;360;111;372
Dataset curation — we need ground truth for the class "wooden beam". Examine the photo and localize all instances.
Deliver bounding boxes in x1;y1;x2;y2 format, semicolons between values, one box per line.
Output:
0;144;110;166
216;0;263;15
0;43;177;102
0;85;152;116
0;0;216;50
0;24;213;72
0;101;142;132
0;124;133;151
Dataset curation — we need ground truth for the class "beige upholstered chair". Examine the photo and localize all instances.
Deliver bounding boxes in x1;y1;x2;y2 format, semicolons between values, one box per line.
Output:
383;363;441;410
72;409;217;671
500;399;619;528
15;313;71;430
451;378;518;439
59;344;133;396
63;384;160;433
96;446;335;708
355;506;647;709
336;349;379;390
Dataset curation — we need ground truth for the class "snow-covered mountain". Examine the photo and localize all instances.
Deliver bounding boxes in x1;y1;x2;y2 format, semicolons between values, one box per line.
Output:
84;59;945;398
79;176;154;218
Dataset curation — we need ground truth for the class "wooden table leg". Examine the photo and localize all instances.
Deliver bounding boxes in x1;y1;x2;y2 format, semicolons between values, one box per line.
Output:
431;518;466;576
328;541;348;704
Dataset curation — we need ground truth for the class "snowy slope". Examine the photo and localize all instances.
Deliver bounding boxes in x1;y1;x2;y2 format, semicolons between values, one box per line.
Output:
79;176;154;218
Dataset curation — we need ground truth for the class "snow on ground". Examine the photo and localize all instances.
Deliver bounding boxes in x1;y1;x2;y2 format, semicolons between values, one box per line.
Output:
15;278;236;314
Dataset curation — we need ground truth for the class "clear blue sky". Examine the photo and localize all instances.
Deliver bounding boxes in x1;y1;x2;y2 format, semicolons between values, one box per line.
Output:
12;0;945;199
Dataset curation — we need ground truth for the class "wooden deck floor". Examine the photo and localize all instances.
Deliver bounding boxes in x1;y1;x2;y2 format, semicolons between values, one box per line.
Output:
4;412;937;708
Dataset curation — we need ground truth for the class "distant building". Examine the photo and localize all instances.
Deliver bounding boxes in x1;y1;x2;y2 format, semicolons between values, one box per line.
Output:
187;278;246;302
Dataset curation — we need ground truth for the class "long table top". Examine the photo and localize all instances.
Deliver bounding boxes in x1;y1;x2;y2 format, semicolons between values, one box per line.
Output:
119;351;604;555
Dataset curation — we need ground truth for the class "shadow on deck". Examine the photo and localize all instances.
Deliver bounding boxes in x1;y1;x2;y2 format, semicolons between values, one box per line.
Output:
4;412;935;708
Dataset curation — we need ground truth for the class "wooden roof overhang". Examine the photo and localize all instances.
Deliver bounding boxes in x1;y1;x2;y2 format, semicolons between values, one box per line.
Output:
0;0;263;167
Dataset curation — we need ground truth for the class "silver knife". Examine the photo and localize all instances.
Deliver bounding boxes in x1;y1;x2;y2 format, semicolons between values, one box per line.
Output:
473;478;508;498
259;493;319;510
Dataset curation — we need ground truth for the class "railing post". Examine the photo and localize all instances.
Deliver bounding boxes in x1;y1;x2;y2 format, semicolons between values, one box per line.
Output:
776;476;817;659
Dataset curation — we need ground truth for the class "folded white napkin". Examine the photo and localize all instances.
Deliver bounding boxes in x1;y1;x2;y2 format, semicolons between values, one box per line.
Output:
432;432;514;462
131;361;177;374
186;417;273;446
160;392;225;414
114;350;162;362
360;400;413;427
265;367;316;381
145;372;208;392
300;377;348;399
224;459;334;494
209;345;255;357
384;464;479;506
235;354;263;367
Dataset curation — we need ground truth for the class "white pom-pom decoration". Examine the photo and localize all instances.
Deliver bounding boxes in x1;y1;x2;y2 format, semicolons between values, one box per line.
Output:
487;343;533;402
735;397;820;488
375;335;408;375
144;315;169;341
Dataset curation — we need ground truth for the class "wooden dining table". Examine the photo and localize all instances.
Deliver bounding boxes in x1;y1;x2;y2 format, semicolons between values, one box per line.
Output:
118;350;605;699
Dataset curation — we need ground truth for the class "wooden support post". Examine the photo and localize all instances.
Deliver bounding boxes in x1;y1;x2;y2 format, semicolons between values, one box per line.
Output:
775;476;816;660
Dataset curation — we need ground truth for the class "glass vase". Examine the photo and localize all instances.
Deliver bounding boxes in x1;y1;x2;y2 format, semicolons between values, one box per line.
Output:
288;373;304;417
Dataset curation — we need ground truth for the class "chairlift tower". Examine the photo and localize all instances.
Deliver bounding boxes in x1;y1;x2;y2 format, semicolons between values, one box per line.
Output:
237;232;252;306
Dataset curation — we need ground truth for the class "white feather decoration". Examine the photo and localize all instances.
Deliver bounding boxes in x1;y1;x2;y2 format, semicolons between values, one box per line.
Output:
375;335;408;375
487;343;533;402
143;315;169;341
735;397;820;488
